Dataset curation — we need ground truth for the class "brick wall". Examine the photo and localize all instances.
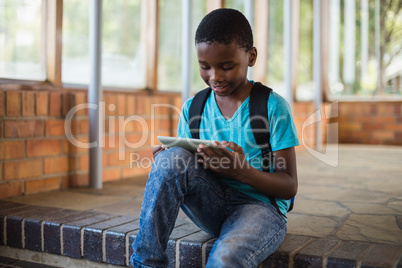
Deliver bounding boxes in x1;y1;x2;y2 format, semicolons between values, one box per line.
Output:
1;86;401;199
293;101;402;148
0;87;181;199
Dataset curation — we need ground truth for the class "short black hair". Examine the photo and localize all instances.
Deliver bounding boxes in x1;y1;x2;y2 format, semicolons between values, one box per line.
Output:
195;8;253;51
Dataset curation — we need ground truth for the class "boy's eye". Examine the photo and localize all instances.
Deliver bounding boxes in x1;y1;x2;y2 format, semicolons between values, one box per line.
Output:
200;65;210;70
222;65;235;70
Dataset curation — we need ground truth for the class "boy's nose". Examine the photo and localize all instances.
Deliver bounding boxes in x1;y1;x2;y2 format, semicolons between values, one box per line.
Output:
209;69;223;82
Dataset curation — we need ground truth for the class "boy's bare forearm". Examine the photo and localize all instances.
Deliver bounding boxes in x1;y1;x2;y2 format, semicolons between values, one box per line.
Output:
236;167;297;200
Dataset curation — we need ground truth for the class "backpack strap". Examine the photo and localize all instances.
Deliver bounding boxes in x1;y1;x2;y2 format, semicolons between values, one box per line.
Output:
249;82;288;218
188;87;211;139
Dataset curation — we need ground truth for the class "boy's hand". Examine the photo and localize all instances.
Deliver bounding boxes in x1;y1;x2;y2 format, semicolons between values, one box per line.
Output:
197;141;250;180
153;145;167;159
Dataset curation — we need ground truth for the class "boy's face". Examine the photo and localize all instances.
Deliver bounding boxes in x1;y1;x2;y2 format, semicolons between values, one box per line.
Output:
196;41;257;97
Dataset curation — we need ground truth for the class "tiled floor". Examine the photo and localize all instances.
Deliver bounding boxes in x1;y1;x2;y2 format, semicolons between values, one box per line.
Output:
0;256;59;268
1;145;402;267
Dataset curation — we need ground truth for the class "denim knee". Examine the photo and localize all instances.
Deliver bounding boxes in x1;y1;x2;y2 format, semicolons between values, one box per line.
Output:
154;147;195;170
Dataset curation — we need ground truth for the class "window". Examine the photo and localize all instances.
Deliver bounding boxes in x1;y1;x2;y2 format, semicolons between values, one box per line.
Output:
157;0;182;91
192;1;207;92
296;0;314;101
266;0;285;96
62;0;144;88
328;0;402;98
0;0;45;81
158;0;207;93
225;0;244;12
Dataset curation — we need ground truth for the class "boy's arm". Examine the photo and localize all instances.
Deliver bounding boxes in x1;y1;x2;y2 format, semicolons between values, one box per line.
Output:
197;142;298;200
237;146;298;200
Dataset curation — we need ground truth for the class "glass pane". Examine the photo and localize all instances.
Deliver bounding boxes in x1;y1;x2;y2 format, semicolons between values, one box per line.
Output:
296;0;313;101
329;0;402;97
192;1;207;92
157;0;181;91
0;0;45;80
225;0;244;12
102;0;143;87
266;0;285;96
62;0;89;84
62;0;144;88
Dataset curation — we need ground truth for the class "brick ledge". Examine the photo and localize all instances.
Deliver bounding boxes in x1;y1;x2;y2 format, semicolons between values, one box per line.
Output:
1;201;401;268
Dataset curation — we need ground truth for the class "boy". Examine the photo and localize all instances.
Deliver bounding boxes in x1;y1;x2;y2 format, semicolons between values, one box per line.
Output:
131;8;299;268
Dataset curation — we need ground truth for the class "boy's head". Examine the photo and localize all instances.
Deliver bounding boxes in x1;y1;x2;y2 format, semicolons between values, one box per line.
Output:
195;8;253;51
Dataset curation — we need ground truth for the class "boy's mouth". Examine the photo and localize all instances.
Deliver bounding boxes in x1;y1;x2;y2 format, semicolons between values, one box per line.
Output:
211;84;229;93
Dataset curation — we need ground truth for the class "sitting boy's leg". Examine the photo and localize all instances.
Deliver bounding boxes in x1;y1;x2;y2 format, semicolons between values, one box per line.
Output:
130;147;228;268
206;195;287;268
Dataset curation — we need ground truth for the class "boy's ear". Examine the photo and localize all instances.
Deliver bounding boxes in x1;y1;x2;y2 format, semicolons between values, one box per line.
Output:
248;47;257;67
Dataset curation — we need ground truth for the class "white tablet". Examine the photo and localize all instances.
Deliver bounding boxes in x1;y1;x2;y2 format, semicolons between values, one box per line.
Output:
156;136;219;154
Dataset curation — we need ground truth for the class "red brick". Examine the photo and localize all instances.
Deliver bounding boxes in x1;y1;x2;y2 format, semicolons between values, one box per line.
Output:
105;119;120;134
80;120;89;134
339;122;362;131
135;148;153;160
64;136;89;154
45;119;65;136
136;95;152;115
25;177;60;195
22;91;35;116
372;131;394;140
362;123;384;131
106;94;117;116
6;91;20;116
44;156;70;174
116;94;126;115
107;151;131;166
0;141;24;160
151;96;171;114
79;153;107;170
0;90;4;117
172;118;180;131
62;92;74;116
4;120;44;138
63;173;89;187
126;95;135;115
26;139;62;157
122;118;141;133
372;116;395;124
122;165;149;178
79;154;89;170
0;182;23;199
394;104;402;115
384;124;402;131
103;135;119;150
65;119;79;135
4;159;42;180
173;96;182;111
49;91;61;116
124;133;149;148
36;91;48;115
74;92;87;116
155;118;171;131
103;168;121;182
395;131;402;139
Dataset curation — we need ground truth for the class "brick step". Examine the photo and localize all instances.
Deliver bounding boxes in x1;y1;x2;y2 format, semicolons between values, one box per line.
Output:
1;201;401;268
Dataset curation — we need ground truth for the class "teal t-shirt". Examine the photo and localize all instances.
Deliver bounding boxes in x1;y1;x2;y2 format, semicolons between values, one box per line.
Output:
177;84;300;217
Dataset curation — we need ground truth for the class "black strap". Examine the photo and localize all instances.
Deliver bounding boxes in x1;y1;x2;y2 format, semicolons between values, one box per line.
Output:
249;83;286;218
189;87;211;139
249;82;272;154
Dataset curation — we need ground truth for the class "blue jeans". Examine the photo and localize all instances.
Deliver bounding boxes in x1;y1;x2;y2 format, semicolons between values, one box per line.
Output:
130;147;287;268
